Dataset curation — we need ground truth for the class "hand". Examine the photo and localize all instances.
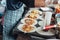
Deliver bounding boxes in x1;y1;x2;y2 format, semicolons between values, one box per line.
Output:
34;0;45;7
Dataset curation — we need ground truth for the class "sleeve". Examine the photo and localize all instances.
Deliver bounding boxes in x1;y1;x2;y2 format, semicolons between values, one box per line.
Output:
7;0;23;10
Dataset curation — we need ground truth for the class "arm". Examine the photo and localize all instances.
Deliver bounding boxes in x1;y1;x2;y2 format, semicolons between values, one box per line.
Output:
20;0;45;7
34;0;45;7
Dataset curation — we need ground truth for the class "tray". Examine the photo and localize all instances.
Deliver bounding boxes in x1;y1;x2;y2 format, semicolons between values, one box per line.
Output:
12;7;56;39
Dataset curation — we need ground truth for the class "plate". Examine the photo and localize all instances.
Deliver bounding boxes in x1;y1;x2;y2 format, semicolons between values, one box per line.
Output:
36;27;55;36
21;18;37;25
17;24;36;33
28;9;42;14
25;9;42;19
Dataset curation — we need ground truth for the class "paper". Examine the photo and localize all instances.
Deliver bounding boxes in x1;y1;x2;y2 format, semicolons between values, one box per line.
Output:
40;7;51;11
43;12;52;29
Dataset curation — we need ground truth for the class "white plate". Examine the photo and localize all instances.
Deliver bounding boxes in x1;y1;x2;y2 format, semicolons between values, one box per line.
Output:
28;9;42;14
21;18;37;25
25;9;42;17
17;24;36;33
36;27;55;36
25;14;40;20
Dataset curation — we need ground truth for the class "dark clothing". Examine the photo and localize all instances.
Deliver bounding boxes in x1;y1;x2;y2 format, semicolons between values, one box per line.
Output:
7;0;23;10
20;0;34;7
7;0;34;10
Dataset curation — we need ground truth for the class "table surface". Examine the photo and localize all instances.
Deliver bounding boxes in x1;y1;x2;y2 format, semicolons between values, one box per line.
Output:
13;28;55;39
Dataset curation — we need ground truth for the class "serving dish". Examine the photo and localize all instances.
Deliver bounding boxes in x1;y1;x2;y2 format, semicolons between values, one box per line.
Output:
21;18;37;25
12;7;56;38
25;9;42;19
17;24;36;33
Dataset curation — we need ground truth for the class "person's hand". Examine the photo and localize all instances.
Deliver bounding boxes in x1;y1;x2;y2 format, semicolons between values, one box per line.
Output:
34;0;45;7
